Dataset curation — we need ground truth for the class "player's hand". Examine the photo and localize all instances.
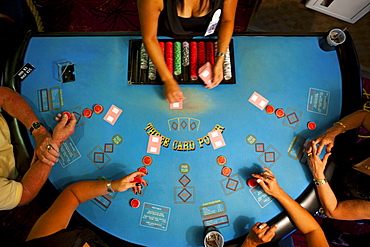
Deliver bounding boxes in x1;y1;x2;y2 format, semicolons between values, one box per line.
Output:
112;171;147;194
242;222;277;247
164;80;186;103
252;167;283;198
206;60;223;89
52;113;76;146
32;128;59;166
307;141;331;180
306;126;341;155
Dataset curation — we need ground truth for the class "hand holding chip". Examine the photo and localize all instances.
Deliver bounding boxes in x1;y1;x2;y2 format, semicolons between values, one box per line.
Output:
252;167;283;198
111;171;147;194
52;112;76;146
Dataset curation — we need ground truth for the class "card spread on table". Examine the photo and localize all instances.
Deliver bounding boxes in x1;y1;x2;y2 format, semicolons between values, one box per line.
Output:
208;129;226;149
248;92;269;110
147;135;162;155
170;100;183;109
103;105;122;125
198;62;213;86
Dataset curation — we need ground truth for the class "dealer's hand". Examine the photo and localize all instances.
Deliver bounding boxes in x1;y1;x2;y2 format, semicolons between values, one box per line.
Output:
206;58;224;89
164;80;186;103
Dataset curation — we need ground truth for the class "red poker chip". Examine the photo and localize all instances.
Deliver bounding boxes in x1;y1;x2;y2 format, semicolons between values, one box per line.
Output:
130;198;140;208
83;108;93;118
275;108;285;118
307;121;316;130
221;166;232;177
94;104;104;114
133;176;144;184
62;111;71;120
216;155;227;165
247;178;258;188
142;156;152;166
138;166;148;174
265;105;275;114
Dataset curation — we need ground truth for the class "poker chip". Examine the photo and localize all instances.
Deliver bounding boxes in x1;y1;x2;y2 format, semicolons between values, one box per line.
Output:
221;166;232;177
216;155;227;165
142;155;152;166
83;108;93;118
94;104;104;114
307;121;316;130
133;176;144;184
265;105;275;114
138;166;148;175
247;178;258;188
62;111;71;120
130;198;140;208
275;108;285;118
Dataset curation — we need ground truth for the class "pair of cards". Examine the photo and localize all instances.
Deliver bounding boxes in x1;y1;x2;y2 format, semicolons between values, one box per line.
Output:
147;135;163;155
208;129;226;150
248;92;269;110
103;105;123;125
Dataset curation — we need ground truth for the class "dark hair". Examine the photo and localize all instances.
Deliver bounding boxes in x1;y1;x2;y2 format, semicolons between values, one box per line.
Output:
175;0;215;15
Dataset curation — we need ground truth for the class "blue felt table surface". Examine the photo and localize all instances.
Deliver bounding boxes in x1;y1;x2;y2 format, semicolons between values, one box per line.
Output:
20;35;341;247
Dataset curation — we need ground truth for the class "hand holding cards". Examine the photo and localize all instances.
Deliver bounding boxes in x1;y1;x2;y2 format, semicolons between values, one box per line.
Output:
199;62;213;87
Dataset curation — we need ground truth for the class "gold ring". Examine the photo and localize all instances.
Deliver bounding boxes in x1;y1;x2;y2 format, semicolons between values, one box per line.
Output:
307;153;312;156
46;145;53;151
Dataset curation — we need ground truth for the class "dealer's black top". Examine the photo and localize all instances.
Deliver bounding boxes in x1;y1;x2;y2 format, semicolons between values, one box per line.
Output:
158;0;223;39
22;228;109;247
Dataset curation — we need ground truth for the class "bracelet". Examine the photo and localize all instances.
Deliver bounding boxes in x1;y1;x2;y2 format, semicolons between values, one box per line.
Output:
217;52;226;58
313;178;327;186
333;122;347;133
107;180;114;192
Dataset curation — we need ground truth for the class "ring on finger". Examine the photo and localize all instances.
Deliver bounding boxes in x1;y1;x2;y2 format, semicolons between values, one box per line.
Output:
258;224;265;229
307;153;312;156
46;144;53;151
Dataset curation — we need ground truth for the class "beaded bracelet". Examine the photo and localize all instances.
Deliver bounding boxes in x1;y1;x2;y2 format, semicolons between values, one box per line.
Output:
333;121;347;133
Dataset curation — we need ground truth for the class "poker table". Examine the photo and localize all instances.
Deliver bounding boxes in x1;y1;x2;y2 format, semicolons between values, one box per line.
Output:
4;31;362;246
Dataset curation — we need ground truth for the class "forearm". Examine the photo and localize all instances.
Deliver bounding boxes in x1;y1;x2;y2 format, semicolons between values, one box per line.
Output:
68;180;112;204
241;239;257;247
274;190;321;234
339;110;370;132
26;180;111;241
18;160;52;205
142;36;176;85
315;182;341;219
18;139;65;205
216;20;234;54
326;110;370;138
0;87;41;130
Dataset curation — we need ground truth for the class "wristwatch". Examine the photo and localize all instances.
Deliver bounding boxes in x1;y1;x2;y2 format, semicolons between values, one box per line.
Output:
29;122;43;135
107;180;114;193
